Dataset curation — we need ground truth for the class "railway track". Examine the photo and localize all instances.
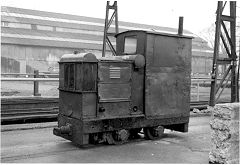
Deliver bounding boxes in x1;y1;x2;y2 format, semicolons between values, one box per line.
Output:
1;97;212;124
1;97;58;124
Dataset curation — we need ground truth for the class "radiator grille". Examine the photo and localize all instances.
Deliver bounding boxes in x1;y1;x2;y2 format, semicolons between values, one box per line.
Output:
109;67;121;79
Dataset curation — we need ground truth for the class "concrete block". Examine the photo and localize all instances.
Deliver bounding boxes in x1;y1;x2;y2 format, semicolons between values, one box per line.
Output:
210;118;231;130
209;103;239;164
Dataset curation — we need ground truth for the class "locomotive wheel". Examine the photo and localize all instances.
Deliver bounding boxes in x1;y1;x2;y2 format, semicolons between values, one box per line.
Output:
89;133;100;144
106;130;129;145
143;126;164;140
129;128;142;139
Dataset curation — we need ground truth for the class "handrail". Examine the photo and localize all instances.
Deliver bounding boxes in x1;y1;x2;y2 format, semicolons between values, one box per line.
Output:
1;78;58;81
191;78;212;81
1;75;233;99
1;70;59;96
1;73;35;76
1;73;58;76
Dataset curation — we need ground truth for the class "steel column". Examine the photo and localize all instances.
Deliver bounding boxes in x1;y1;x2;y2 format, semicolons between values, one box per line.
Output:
237;39;240;101
209;1;239;106
229;1;238;102
102;1;118;57
210;1;223;106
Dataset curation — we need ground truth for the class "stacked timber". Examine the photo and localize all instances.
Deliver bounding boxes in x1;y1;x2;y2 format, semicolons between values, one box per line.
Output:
209;103;239;164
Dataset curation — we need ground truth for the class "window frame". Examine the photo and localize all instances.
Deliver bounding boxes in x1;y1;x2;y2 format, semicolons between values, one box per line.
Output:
123;35;138;55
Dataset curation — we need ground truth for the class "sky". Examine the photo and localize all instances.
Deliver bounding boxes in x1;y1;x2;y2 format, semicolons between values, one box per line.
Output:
0;0;224;34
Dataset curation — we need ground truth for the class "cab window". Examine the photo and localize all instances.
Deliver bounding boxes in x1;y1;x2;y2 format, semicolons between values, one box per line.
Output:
124;36;137;54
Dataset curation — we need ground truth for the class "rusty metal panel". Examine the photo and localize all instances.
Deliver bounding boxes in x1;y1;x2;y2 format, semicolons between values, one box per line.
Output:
82;93;97;118
98;102;130;118
145;34;192;118
98;83;131;101
82;63;97;91
131;68;144;115
63;63;75;89
97;61;132;118
98;62;131;83
75;63;83;91
59;91;82;119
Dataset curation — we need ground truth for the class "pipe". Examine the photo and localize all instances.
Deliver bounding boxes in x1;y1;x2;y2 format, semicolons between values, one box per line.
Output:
178;16;184;35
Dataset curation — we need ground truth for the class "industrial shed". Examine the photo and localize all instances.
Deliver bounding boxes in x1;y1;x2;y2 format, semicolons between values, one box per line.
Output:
1;6;213;75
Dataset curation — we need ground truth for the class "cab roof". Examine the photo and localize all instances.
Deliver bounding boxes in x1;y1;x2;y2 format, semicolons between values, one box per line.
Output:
115;30;193;39
59;53;98;63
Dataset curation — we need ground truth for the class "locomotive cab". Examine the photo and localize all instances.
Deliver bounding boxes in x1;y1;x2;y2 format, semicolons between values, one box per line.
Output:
54;30;192;146
116;30;192;119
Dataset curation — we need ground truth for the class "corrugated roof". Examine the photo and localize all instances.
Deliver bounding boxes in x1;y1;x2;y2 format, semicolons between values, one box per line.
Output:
1;6;192;34
1;6;213;57
1;27;106;41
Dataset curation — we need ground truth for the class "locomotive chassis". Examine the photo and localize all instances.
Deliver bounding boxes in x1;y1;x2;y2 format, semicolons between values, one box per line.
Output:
55;113;189;145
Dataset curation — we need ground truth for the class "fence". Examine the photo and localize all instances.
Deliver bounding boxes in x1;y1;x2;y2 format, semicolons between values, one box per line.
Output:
1;70;58;96
191;78;211;101
1;71;224;100
1;71;58;77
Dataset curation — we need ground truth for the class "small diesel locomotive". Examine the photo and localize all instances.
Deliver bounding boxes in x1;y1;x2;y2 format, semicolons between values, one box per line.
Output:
53;30;192;146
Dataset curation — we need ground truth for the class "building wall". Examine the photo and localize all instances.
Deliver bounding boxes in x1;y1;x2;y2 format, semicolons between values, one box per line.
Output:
1;6;215;75
1;44;110;73
191;56;212;74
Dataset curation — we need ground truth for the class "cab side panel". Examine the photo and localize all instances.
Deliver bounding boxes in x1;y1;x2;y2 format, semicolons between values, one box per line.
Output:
145;34;191;118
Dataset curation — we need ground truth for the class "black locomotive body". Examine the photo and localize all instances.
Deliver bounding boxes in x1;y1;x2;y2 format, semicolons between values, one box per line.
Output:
53;30;192;146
